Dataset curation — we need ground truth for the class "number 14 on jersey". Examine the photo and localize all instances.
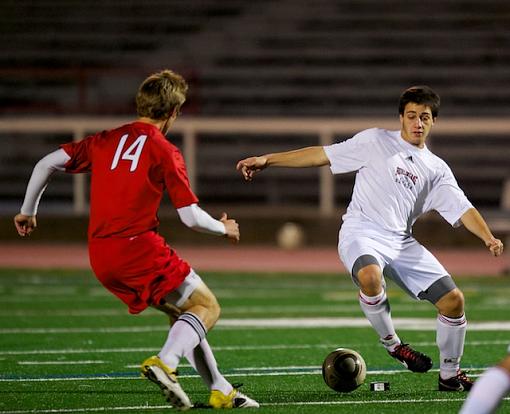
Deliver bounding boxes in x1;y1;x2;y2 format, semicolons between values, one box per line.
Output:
111;134;148;172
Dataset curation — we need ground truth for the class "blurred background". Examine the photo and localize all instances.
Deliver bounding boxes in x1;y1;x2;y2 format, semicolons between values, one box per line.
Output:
1;0;509;248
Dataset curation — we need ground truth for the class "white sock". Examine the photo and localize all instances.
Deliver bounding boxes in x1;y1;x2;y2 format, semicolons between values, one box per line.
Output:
359;290;400;352
159;312;207;369
460;366;510;414
436;313;467;379
185;339;233;395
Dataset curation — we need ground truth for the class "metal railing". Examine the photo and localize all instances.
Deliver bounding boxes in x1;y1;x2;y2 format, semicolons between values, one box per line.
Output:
1;116;508;217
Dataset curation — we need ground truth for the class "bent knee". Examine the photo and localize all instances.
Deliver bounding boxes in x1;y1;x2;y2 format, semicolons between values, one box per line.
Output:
446;288;465;309
436;288;465;317
356;264;383;296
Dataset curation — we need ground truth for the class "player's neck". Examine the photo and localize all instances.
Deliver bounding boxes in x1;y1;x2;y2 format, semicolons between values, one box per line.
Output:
137;117;165;130
137;114;176;135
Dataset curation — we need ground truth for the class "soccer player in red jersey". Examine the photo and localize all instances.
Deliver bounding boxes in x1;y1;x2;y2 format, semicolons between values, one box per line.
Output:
14;70;259;410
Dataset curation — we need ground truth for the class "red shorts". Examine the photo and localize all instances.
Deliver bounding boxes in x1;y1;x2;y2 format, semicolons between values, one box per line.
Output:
88;231;191;314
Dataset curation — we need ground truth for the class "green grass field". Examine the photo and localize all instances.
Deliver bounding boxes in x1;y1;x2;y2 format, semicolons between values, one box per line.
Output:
1;269;510;413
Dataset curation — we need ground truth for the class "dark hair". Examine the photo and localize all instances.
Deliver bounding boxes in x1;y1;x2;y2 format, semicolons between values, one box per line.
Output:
136;69;188;120
398;85;440;118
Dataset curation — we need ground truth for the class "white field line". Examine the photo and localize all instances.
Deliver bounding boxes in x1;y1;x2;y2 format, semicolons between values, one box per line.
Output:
266;397;509;407
0;305;428;316
0;376;142;383
2;398;510;414
18;361;108;365
1;339;508;357
0;297;106;303
16;287;78;295
0;304;509;318
3;317;510;333
0;326;165;334
0;347;159;356
125;363;192;369
0;367;487;383
6;359;490;375
2;302;510;317
0;310;132;317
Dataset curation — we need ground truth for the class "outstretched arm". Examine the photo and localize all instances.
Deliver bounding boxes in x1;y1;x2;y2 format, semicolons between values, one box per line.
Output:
177;204;240;243
460;208;504;256
236;146;329;181
14;149;70;236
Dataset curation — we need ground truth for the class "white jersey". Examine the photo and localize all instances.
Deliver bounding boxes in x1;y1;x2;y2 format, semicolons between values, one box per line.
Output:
323;128;473;237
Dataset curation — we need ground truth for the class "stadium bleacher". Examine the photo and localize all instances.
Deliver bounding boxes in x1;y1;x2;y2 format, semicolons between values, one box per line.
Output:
2;0;510;116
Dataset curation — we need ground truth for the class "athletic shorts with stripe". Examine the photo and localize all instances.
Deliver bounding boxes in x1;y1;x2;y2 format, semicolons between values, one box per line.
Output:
338;222;456;301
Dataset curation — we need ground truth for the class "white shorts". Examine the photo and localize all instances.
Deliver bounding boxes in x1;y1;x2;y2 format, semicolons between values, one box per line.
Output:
339;222;450;300
164;269;203;308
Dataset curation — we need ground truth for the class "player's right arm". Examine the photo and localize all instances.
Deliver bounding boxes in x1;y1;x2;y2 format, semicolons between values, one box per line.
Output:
236;146;329;181
14;149;70;236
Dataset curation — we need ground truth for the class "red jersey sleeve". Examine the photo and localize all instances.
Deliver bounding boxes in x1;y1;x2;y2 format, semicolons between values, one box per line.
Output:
163;145;198;209
60;134;97;173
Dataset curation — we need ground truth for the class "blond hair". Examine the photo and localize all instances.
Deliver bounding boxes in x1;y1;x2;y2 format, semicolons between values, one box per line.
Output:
136;69;188;120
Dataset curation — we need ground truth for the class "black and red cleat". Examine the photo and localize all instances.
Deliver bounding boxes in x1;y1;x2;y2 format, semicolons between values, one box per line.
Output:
389;343;433;373
438;370;474;392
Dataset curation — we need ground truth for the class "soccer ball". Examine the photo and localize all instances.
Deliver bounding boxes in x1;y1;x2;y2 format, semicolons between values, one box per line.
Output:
276;222;305;250
322;348;367;392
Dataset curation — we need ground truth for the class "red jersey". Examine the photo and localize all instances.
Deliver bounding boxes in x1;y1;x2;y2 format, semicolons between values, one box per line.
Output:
61;121;198;239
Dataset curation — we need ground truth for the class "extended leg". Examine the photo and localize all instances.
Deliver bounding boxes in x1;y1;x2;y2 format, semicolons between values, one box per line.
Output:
150;277;258;409
356;261;401;351
354;257;431;373
155;301;233;395
141;282;218;411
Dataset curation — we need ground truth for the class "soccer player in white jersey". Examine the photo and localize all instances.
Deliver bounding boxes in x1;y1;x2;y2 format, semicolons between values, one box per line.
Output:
237;86;505;391
460;349;510;413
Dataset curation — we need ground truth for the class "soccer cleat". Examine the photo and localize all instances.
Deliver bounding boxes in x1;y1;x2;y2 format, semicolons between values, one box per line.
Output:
438;370;474;392
141;355;192;411
209;385;260;409
388;343;433;373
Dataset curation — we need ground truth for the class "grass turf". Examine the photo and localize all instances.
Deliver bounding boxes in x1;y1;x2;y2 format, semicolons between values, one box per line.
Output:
1;269;509;413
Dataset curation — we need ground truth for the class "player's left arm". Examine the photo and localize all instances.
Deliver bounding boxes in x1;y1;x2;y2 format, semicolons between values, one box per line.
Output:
460;208;504;256
177;204;239;243
177;204;226;236
14;149;70;236
164;147;240;243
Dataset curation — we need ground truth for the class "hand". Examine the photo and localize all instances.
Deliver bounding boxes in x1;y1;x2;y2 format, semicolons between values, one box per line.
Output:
236;156;268;181
486;237;504;257
14;214;37;237
219;212;240;243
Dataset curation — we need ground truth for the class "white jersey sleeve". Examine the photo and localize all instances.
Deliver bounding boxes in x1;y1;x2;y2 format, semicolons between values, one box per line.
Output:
20;149;70;216
424;163;473;227
323;129;375;174
177;203;226;235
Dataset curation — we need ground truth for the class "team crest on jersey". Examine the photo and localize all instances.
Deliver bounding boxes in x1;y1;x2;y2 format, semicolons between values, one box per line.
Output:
395;166;418;189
